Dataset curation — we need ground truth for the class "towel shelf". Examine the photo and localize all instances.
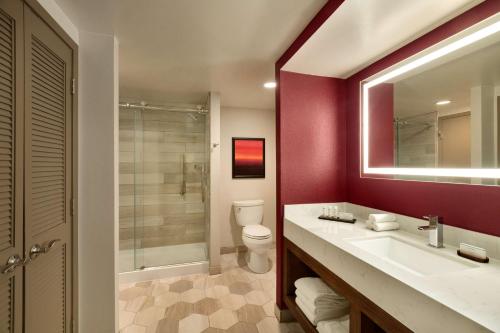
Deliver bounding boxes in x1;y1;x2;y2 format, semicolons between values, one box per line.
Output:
282;238;411;333
283;295;318;333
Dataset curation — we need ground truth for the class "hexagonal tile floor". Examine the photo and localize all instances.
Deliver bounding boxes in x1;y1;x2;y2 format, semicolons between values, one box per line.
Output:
119;248;305;333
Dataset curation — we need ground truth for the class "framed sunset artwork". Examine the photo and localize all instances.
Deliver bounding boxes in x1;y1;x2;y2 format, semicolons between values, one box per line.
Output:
232;138;265;178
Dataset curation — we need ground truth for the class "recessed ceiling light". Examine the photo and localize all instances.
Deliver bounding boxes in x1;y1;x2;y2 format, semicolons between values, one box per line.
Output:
263;81;277;89
435;100;451;106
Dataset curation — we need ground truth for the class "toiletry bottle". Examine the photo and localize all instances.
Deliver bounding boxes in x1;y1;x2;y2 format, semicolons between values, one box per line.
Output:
332;206;339;218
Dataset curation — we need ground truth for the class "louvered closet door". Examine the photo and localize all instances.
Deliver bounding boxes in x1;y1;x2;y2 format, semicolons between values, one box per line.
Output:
24;5;73;333
0;1;23;332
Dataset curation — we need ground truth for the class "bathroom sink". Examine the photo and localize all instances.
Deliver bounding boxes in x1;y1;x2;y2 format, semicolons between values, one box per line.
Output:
349;236;478;276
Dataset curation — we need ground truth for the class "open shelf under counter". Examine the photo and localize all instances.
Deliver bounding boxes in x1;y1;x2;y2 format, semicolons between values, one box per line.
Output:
282;237;411;333
283;295;318;333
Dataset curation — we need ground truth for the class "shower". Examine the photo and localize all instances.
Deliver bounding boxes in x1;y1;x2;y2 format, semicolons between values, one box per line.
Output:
394;111;438;168
118;100;211;279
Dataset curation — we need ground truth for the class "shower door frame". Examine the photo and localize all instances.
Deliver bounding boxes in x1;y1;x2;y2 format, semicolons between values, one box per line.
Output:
126;103;211;271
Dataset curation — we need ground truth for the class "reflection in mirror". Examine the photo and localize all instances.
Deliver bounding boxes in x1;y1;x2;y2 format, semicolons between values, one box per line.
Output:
365;16;500;184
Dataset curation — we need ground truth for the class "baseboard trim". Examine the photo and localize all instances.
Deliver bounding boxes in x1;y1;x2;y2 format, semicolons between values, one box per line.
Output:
220;242;276;255
220;245;248;254
119;261;208;284
209;265;221;275
275;303;294;322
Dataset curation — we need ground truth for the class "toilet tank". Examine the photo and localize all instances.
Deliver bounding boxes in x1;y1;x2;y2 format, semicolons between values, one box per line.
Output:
233;200;264;226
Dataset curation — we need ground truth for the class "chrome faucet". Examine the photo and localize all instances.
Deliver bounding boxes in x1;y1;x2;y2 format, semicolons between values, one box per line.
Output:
418;215;443;248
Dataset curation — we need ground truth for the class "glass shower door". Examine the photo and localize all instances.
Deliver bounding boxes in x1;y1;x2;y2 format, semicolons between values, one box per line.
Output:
118;107;144;272
133;109;145;270
119;105;209;272
133;108;208;269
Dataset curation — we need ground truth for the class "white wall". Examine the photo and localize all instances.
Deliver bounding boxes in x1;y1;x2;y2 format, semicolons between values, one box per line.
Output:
470;85;495;168
208;93;221;274
495;86;500;168
78;31;119;333
220;107;276;248
36;0;79;43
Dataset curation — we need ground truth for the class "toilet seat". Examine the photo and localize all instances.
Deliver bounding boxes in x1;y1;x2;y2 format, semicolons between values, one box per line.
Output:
243;225;271;240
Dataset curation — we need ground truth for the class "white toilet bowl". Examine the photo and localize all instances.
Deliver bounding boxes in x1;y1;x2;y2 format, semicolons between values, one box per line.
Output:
233;200;273;273
242;225;272;273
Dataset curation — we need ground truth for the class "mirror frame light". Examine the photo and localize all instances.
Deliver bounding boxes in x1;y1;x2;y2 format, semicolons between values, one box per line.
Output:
362;13;500;180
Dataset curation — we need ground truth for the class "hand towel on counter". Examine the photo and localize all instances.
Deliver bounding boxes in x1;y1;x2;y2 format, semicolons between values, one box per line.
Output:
296;297;350;326
317;315;350;333
294;277;341;300
366;213;397;230
372;221;400;232
296;289;348;308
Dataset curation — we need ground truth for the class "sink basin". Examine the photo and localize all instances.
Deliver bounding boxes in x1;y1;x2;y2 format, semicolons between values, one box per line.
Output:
350;236;478;276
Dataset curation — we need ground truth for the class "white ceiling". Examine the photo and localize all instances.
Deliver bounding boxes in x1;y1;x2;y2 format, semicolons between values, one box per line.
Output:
282;0;483;78
54;0;328;109
53;0;486;109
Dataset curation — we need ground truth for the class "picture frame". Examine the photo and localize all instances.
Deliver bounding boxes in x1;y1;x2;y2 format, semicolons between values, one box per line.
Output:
232;137;265;178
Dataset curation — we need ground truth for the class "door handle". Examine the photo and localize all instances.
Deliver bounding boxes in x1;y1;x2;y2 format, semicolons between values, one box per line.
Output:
29;239;61;261
2;254;23;274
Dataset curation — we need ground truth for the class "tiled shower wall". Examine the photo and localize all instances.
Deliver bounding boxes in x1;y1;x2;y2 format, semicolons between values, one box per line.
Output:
119;109;207;252
395;112;437;168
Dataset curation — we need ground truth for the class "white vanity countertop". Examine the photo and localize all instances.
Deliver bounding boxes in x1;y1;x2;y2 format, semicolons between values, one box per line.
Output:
284;206;500;332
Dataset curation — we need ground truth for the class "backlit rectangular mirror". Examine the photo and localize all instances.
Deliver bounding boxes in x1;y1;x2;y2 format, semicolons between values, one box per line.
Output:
362;14;500;185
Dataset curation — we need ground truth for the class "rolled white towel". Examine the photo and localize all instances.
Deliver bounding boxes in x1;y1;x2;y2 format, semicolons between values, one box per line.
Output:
296;289;347;308
367;213;397;229
296;296;350;326
294;277;338;300
373;221;400;232
317;315;349;333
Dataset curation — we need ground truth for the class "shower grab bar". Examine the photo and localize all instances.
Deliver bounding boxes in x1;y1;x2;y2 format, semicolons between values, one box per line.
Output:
181;154;186;197
181;180;186;197
195;163;205;203
202;164;206;203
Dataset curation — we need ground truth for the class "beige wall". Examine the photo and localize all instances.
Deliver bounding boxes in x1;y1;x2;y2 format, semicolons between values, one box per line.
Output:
208;93;221;273
220;107;276;248
78;31;119;333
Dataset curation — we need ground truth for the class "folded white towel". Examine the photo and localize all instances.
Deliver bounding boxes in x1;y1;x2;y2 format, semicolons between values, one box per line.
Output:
297;296;349;317
294;277;339;299
367;213;397;229
317;315;350;333
296;296;350;326
296;291;349;313
372;221;400;232
296;289;348;308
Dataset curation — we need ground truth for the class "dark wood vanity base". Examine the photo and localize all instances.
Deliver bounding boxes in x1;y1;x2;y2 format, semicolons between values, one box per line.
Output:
282;238;412;333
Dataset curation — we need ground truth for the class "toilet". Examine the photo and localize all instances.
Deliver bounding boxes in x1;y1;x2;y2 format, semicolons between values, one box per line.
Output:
233;199;272;273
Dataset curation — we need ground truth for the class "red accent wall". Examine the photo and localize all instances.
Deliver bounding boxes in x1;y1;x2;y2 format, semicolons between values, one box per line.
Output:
275;0;346;309
346;0;500;237
280;71;347;204
368;83;395;167
275;71;347;307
